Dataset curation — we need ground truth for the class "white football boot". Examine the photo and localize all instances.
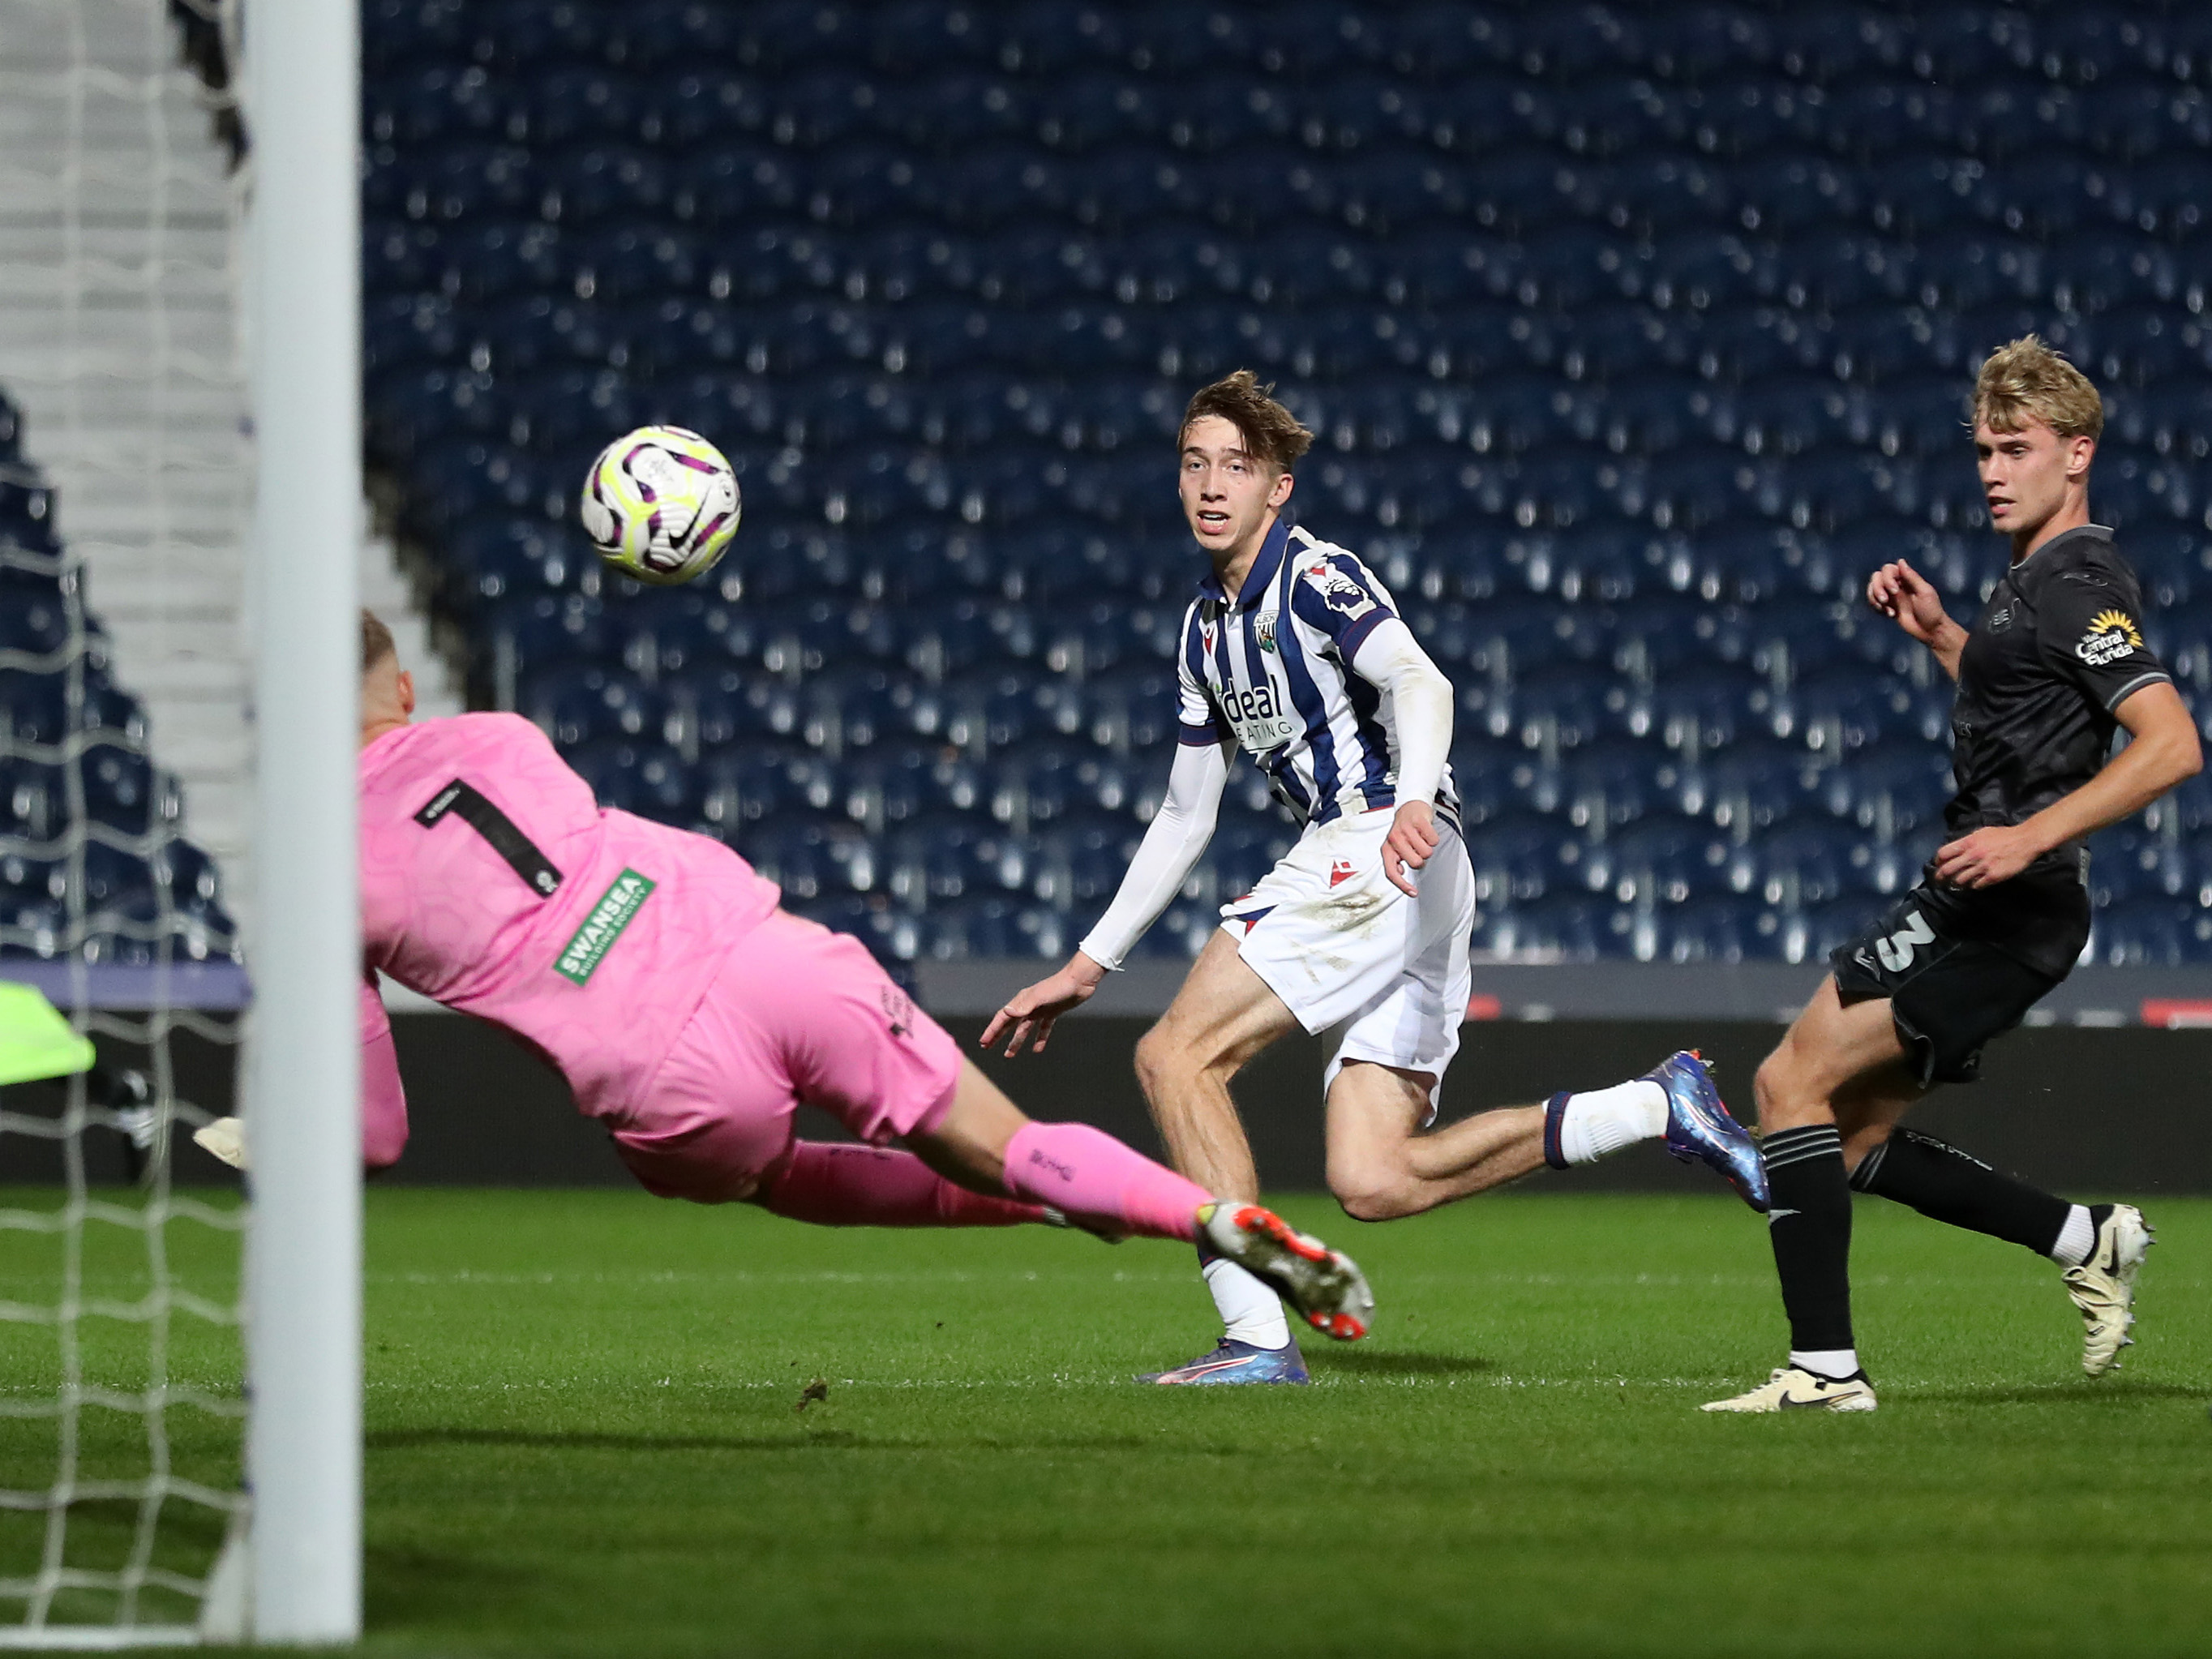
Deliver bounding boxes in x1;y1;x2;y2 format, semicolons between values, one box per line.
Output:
1198;1202;1373;1342
1701;1365;1878;1413
192;1117;247;1171
2065;1203;2152;1378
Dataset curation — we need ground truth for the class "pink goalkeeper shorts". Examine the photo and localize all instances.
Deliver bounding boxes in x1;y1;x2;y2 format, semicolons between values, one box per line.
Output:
611;911;962;1204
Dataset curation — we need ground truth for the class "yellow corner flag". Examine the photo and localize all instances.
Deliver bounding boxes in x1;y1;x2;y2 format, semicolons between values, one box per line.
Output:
0;981;96;1088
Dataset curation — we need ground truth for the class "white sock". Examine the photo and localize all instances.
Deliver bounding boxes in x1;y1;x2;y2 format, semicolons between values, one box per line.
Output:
1202;1256;1291;1350
2050;1205;2095;1268
1790;1348;1861;1381
1558;1080;1669;1165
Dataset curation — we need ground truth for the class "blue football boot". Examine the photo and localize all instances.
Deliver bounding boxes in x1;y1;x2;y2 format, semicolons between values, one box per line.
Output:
1648;1049;1768;1211
1138;1338;1310;1386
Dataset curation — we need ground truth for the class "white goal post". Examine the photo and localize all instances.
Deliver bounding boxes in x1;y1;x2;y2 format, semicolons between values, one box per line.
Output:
240;0;363;1644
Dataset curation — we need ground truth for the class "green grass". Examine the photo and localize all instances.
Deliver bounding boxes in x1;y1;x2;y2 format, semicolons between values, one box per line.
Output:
6;1189;2211;1656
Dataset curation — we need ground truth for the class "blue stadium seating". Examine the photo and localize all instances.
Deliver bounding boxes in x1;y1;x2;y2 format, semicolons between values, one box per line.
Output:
0;404;238;966
358;2;2212;965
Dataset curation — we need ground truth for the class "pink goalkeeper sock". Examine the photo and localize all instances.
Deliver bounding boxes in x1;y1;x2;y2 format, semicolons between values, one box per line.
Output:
762;1142;1045;1229
1001;1122;1212;1243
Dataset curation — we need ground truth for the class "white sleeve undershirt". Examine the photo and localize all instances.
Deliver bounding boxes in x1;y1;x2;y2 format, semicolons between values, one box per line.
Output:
1350;615;1454;808
1076;735;1229;971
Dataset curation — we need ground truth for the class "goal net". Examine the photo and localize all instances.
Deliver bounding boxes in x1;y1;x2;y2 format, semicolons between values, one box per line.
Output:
0;0;253;1644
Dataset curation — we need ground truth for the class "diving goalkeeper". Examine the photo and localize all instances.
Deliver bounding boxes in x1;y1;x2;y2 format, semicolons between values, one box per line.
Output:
202;612;1374;1341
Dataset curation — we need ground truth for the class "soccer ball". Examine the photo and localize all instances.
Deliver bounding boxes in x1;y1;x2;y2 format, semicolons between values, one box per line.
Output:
580;426;741;586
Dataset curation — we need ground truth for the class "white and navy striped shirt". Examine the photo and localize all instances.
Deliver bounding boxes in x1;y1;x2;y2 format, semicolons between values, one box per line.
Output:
1177;518;1460;830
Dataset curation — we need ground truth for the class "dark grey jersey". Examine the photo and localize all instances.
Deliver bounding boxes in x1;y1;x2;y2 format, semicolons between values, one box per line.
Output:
1935;523;2172;975
1948;524;2171;849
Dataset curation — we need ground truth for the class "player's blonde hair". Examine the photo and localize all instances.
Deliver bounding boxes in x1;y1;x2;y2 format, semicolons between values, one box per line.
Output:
1972;335;2103;442
362;608;396;675
1178;370;1314;474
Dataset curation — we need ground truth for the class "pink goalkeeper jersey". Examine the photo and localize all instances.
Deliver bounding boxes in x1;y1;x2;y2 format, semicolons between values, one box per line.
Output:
359;714;781;1125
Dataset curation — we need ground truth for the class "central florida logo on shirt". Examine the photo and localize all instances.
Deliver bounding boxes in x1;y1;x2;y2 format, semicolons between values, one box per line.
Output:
2076;609;2143;667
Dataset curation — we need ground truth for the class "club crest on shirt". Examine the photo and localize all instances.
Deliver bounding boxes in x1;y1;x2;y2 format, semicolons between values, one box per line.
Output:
1303;560;1376;622
2076;608;2143;667
1987;606;2012;633
1254;611;1279;653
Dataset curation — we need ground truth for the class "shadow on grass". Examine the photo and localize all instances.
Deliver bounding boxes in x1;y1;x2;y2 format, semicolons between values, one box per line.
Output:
369;1426;892;1454
367;1426;1175;1455
363;1541;535;1628
1905;1379;2212;1406
1305;1347;1495;1377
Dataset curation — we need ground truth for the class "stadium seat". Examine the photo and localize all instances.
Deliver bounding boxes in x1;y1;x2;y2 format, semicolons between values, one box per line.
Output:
568;739;697;825
0;753;61;846
1029;810;1147;911
1736;598;1850;684
522;662;663;748
0;477;58;555
1661;525;1794;604
350;0;2212;962
1749;821;1866;909
884;812;1022;909
1770;670;1899;757
1626;663;1767;756
1554;740;1656;835
1807;740;1954;842
1078;664;1177;755
795;663;914;753
1206;811;1298;902
1659;898;1785;963
1577;815;1734;907
478;592;623;686
152;839;237;950
736;812;877;902
0;672;144;751
0;845;66;945
1481;894;1626;963
77;749;179;839
1465;812;1571;909
1673;740;1819;838
2092;899;2212;967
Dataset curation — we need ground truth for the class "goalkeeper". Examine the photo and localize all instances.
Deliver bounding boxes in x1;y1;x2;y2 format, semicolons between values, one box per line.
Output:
209;613;1371;1337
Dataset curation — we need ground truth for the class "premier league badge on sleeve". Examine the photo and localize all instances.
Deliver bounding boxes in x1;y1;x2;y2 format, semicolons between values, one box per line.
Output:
2076;609;2143;667
1304;560;1377;622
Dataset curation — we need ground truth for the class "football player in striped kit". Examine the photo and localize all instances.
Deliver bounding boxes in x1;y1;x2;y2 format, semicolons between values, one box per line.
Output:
986;373;1767;1385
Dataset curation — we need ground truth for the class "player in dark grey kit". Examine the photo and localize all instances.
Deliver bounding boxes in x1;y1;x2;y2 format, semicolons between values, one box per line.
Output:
1708;337;2204;1413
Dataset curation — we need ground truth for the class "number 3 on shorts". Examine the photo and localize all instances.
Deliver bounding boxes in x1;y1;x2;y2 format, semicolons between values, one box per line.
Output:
1874;910;1935;974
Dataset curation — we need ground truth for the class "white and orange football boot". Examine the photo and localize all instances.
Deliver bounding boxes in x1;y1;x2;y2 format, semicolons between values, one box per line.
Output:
1198;1202;1374;1343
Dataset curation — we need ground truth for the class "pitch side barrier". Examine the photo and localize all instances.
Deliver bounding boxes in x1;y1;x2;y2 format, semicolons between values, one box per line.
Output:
11;963;2205;1195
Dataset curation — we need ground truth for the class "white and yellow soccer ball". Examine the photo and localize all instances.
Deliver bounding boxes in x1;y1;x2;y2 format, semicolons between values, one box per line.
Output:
580;425;741;585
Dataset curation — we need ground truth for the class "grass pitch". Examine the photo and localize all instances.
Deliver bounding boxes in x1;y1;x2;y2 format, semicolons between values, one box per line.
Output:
6;1189;2210;1656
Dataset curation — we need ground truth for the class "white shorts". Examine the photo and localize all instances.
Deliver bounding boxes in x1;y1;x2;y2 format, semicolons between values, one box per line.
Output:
1220;808;1474;1123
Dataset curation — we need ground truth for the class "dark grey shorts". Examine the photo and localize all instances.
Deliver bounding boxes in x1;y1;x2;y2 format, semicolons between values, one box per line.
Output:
1830;887;2068;1086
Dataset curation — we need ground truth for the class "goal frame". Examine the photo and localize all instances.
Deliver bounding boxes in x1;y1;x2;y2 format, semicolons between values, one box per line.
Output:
239;0;362;1643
